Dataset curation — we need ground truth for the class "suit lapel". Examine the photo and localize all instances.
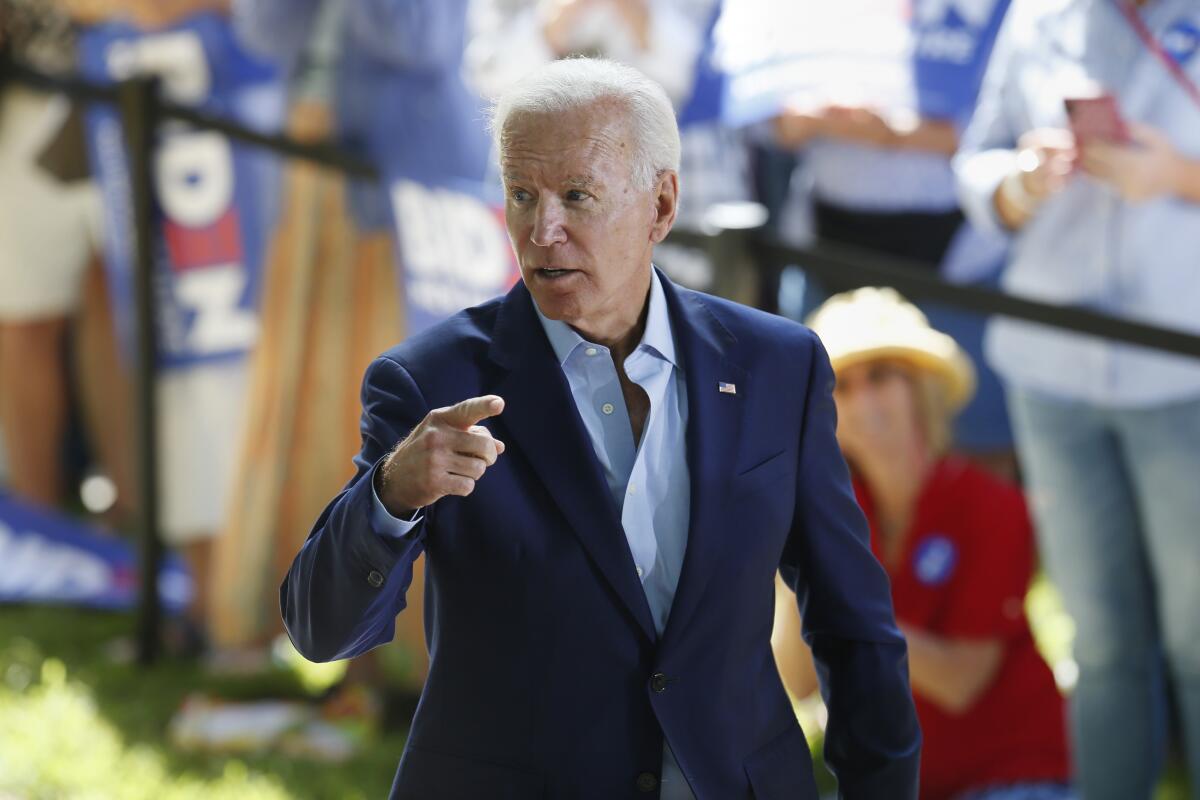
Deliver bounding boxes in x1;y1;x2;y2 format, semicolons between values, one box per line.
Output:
658;275;746;650
489;282;659;644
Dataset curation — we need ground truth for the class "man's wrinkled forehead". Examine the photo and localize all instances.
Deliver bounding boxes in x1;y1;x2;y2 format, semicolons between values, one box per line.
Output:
499;104;634;181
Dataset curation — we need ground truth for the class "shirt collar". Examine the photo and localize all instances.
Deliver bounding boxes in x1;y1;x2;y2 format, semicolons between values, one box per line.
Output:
534;268;678;368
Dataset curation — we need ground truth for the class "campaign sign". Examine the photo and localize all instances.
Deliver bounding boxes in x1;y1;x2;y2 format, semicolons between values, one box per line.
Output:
78;13;283;370
390;178;521;335
0;494;191;613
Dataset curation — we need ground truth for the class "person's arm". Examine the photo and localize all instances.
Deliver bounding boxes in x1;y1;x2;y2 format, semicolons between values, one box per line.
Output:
280;356;432;663
780;332;921;799
822;106;960;155
892;117;959;155
344;0;470;71
898;626;1004;714
953;5;1029;235
772;577;820;699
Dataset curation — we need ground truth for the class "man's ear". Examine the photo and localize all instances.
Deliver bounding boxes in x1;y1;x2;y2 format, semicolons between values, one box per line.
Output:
649;170;679;244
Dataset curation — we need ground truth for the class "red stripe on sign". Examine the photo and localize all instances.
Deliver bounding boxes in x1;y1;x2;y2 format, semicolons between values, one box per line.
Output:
163;208;243;271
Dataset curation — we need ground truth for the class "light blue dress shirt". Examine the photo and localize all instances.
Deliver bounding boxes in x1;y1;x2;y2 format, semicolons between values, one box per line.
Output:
371;270;696;798
954;0;1200;407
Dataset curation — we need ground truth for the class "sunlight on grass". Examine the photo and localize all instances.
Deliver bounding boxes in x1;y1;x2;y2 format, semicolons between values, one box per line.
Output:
271;637;347;696
0;658;291;800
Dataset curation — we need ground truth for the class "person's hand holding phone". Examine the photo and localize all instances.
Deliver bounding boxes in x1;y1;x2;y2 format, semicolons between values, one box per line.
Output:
1081;122;1184;203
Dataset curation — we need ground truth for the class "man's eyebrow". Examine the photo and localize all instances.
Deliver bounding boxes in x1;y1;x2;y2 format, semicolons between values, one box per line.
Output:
565;175;598;189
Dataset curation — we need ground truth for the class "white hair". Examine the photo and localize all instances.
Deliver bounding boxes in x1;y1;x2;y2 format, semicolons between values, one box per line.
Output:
489;57;681;191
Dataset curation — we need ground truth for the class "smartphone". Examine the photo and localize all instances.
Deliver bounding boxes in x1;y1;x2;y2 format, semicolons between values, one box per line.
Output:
1064;94;1132;145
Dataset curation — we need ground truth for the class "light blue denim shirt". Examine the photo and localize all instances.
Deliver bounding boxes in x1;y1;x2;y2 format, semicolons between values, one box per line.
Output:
954;0;1200;407
372;269;695;798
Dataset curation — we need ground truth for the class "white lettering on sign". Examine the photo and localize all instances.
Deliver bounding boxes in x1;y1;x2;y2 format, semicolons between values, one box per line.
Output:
915;0;995;29
105;30;210;104
915;27;977;63
104;30;256;358
175;264;258;353
0;522;112;600
154;132;235;228
392;181;514;315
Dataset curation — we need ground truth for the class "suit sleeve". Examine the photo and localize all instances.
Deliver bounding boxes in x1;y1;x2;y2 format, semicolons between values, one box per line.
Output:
778;332;922;799
280;355;431;663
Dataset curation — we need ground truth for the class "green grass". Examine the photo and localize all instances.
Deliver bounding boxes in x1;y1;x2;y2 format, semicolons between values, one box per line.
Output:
0;607;406;799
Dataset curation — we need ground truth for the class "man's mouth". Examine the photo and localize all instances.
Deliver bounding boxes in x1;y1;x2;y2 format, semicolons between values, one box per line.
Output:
537;267;576;279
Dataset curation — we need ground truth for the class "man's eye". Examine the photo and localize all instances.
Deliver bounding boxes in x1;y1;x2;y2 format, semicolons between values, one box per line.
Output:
565;190;589;202
510;189;531;202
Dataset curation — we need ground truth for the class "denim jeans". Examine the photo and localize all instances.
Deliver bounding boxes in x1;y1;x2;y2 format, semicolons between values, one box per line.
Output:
1008;389;1200;800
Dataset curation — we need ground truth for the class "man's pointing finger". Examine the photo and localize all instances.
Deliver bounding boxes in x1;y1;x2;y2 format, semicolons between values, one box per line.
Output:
436;395;505;430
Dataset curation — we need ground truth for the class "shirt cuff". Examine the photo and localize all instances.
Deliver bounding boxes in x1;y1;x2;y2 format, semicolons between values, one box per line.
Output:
370;467;424;539
954;147;1019;236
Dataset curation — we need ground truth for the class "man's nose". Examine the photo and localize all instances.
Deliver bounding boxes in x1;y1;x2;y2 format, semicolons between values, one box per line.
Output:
530;199;567;247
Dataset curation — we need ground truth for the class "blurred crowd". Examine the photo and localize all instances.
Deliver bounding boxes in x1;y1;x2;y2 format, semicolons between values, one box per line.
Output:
2;0;1200;798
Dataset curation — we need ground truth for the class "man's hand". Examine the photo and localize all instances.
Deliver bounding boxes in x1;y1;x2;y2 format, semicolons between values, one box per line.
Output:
1081;122;1183;203
377;395;507;517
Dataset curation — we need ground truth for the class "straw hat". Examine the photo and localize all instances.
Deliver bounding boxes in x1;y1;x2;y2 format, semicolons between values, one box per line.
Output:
806;287;977;411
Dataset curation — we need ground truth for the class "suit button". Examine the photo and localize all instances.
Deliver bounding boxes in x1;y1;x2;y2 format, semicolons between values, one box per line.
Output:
367;570;384;588
650;672;669;693
636;772;659;792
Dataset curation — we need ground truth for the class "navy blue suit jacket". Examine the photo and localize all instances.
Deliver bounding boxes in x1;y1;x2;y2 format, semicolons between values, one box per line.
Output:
282;272;921;799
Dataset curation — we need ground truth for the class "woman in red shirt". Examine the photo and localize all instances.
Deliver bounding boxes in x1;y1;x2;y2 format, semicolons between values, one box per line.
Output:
773;287;1073;800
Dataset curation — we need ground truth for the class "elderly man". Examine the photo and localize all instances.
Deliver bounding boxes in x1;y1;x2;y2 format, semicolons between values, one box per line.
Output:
282;58;920;799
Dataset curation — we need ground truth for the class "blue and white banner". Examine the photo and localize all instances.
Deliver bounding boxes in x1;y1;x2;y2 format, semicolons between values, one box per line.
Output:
78;13;284;370
390;178;520;336
0;494;191;612
713;0;1009;127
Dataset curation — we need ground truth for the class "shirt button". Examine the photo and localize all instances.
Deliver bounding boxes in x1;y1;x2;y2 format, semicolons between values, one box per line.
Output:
628;484;637;495
636;565;644;578
650;672;669;693
636;772;659;792
601;402;615;415
367;570;384;588
585;347;598;356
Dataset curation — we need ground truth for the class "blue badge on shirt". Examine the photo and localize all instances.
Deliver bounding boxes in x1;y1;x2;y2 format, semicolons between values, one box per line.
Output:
1164;18;1200;66
913;535;958;586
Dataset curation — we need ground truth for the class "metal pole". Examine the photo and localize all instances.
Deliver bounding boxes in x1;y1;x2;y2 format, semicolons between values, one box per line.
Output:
116;76;164;666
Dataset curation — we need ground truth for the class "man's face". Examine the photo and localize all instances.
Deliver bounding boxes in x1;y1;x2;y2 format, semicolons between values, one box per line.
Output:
500;102;676;339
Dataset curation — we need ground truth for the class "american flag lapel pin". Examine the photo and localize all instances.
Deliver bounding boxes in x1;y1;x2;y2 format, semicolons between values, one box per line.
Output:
718;381;737;395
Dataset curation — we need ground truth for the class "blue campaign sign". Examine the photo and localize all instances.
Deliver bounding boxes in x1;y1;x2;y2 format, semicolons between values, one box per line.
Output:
0;494;191;613
77;13;284;370
678;0;728;128
390;177;520;336
714;0;1009;127
912;0;1011;125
